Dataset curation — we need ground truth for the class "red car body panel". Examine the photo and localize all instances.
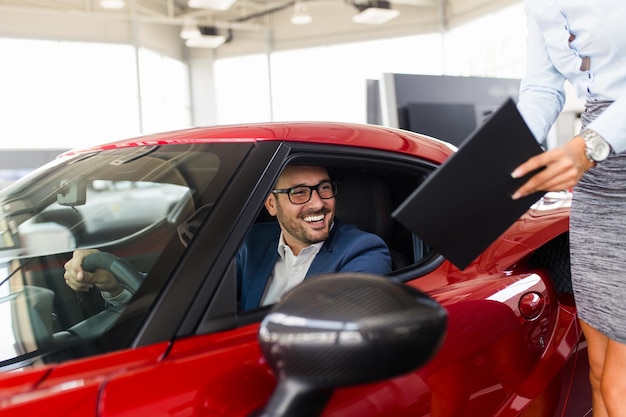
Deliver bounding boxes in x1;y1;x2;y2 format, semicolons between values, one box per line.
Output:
63;122;454;166
0;121;589;416
0;343;169;416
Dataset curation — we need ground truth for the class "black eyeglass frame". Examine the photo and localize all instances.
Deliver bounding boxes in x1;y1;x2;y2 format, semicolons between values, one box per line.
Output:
271;180;338;205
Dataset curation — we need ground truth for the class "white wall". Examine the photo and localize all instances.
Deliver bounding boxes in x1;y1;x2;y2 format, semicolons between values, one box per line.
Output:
0;37;191;149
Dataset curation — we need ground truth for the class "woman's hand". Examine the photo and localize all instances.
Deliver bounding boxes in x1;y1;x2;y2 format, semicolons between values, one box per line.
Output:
511;135;594;200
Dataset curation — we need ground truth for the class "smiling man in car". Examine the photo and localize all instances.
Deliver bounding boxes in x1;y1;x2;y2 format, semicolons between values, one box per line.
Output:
236;164;392;310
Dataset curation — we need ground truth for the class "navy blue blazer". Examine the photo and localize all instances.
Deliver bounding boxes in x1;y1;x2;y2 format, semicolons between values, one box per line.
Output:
236;219;392;310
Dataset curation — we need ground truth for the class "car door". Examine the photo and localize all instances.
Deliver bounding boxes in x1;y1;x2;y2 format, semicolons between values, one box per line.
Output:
0;141;273;416
93;143;430;417
91;142;290;416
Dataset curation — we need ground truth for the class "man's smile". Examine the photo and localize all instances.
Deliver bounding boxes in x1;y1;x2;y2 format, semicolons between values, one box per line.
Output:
303;214;325;223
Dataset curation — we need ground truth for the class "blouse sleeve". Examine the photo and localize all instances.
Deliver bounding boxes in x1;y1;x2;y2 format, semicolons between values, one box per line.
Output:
516;3;566;143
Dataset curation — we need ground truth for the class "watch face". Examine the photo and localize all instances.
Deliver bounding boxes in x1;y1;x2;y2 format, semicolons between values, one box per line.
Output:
583;131;611;162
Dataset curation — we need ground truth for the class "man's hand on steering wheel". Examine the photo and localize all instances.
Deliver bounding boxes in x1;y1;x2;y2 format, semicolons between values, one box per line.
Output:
64;249;123;297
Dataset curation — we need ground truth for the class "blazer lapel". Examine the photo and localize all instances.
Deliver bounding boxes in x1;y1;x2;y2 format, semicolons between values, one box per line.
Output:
245;243;279;309
306;220;340;277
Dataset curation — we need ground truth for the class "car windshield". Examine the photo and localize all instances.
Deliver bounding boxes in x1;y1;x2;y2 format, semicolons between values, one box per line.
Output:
0;142;247;370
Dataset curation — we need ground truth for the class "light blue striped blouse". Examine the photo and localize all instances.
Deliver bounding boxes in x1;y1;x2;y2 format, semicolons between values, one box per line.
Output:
517;0;626;153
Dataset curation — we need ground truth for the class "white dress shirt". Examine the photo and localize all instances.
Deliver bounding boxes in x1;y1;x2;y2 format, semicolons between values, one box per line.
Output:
517;0;626;153
260;233;324;306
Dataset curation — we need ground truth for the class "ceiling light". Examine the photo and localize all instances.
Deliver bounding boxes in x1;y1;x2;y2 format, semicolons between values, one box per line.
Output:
180;18;201;40
188;0;237;11
185;26;230;48
99;0;126;9
291;1;312;25
352;0;399;24
185;37;227;48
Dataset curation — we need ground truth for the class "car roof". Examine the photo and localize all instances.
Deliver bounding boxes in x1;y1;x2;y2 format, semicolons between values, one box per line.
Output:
62;121;455;165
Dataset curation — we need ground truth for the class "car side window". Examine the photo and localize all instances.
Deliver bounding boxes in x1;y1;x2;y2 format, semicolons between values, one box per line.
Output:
235;161;433;313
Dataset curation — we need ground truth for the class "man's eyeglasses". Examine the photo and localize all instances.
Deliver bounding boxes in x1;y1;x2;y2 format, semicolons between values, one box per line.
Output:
272;180;338;205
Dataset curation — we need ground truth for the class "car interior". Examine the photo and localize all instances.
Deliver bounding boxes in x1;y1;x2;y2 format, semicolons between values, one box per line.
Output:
245;155;573;307
250;158;438;277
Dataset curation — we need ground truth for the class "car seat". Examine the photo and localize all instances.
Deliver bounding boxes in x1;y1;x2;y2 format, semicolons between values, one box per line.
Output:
335;175;409;269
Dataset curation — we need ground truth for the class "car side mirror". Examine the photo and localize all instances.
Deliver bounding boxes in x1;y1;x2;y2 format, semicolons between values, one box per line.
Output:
255;272;447;417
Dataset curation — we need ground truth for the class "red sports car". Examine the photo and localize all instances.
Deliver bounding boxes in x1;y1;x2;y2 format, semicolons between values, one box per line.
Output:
0;121;589;416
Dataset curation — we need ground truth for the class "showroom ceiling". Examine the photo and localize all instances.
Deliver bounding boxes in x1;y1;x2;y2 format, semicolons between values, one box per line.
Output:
0;0;520;55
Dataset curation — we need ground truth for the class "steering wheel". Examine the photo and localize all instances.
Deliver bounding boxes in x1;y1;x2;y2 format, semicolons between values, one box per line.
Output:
51;253;141;345
82;252;143;294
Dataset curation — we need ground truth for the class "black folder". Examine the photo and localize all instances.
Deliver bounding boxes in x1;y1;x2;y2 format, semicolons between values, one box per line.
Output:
392;98;545;270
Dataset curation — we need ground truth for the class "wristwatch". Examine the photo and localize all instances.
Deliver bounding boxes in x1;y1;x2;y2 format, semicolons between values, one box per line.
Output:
580;129;611;163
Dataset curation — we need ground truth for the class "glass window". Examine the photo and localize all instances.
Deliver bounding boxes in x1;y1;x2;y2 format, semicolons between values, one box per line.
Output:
0;38;193;150
0;39;140;149
214;54;272;124
139;48;192;134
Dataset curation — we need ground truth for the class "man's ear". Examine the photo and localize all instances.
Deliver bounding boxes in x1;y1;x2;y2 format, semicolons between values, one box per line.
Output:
264;195;278;216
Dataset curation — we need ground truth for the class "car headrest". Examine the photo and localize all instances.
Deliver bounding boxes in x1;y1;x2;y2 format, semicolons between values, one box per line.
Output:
335;175;393;243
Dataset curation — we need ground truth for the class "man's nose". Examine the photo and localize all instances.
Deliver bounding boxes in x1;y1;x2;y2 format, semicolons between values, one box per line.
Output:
306;189;324;206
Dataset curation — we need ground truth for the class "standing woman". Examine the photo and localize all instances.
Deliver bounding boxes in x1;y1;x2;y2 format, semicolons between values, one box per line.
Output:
511;1;626;416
